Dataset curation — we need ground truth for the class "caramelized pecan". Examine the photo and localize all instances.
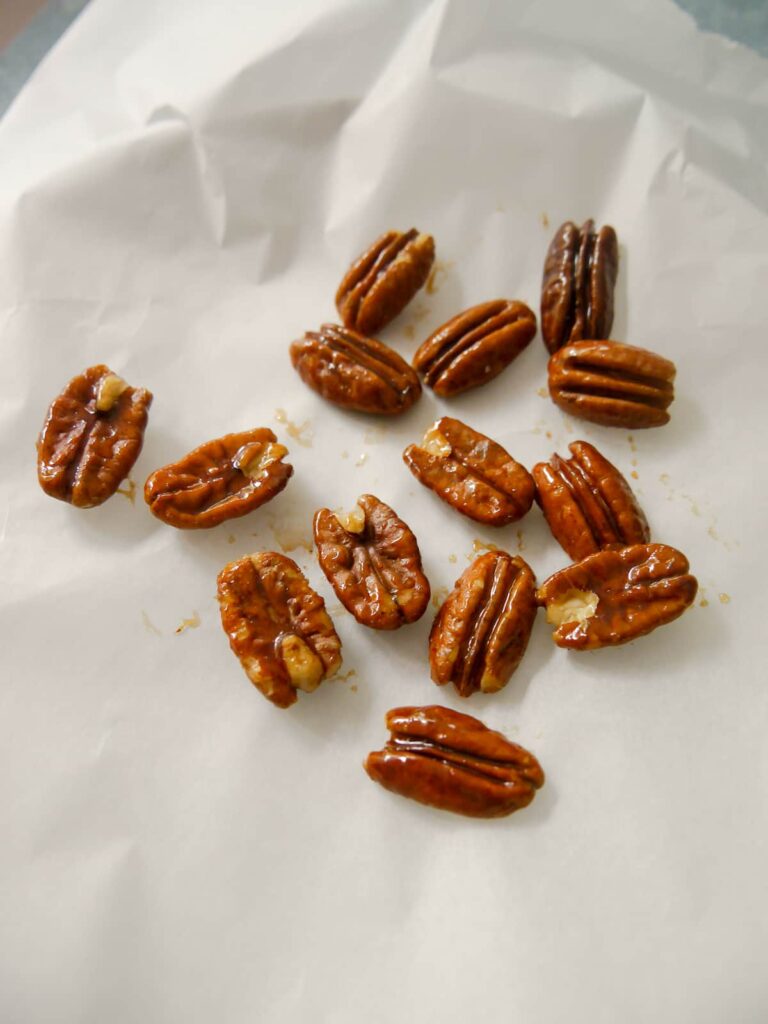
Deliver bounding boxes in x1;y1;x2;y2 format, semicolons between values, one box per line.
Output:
365;705;544;818
548;340;675;428
537;543;697;650
335;229;435;335
36;364;152;508
533;440;649;560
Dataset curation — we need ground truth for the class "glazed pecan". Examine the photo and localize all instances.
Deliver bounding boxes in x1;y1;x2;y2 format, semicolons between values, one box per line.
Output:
548;340;675;428
144;429;292;529
430;552;537;696
36;364;152;508
533;440;649;560
290;323;421;415
403;416;534;526
537;543;697;650
335;229;435;335
217;552;341;708
540;219;618;354
365;705;544;818
412;300;537;396
313;494;430;630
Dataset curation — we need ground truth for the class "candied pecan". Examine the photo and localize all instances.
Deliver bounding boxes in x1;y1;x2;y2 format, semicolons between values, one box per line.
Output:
548;340;675;428
217;552;341;708
365;705;544;818
290;323;421;415
335;229;435;335
313;494;430;630
429;552;537;696
412;300;537;397
536;543;697;650
533;440;649;560
540;219;619;354
402;416;534;526
144;429;292;529
36;364;152;508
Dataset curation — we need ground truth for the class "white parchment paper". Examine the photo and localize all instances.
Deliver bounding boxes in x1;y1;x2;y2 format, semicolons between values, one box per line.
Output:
1;1;767;1021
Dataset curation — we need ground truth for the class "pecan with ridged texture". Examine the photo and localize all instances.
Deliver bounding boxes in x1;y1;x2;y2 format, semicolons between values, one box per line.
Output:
290;323;421;415
403;416;534;526
365;705;544;818
314;494;430;630
548;340;675;428
335;229;435;335
537;543;697;650
540;219;618;354
217;552;342;708
36;364;152;508
533;440;649;560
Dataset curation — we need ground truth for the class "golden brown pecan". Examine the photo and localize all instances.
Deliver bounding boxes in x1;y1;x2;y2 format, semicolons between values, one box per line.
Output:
217;552;342;708
540;219;619;354
548;340;675;428
412;300;537;397
313;494;430;630
144;429;292;529
290;323;421;415
36;364;152;508
536;543;697;650
364;705;544;818
402;416;534;526
335;229;435;335
429;552;537;697
533;440;649;560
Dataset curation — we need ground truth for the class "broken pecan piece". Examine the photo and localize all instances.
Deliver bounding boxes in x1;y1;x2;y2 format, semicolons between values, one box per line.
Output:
313;494;430;630
335;229;435;335
403;416;534;526
217;552;342;708
548;340;675;428
36;364;152;508
537;543;697;650
365;705;544;818
533;440;649;560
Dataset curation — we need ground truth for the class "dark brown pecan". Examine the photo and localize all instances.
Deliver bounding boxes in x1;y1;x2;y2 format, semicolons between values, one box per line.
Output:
412;300;537;397
335;229;435;335
533;440;649;560
36;364;152;508
365;705;544;818
548;340;675;428
217;552;342;708
402;416;534;526
313;494;430;630
290;323;421;415
536;543;697;650
540;219;619;354
144;429;292;529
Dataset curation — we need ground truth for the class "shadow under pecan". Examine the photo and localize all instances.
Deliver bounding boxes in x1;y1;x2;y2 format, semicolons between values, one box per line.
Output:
36;364;153;508
533;440;649;560
314;494;430;630
365;705;544;818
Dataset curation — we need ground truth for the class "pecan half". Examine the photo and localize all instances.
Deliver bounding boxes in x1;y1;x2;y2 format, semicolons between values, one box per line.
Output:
217;552;342;708
290;323;421;415
533;440;649;560
548;340;675;428
412;300;537;397
430;552;537;696
335;229;435;335
540;219;619;354
313;494;430;630
36;364;152;508
537;543;698;650
144;429;292;529
365;705;544;818
402;416;534;526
